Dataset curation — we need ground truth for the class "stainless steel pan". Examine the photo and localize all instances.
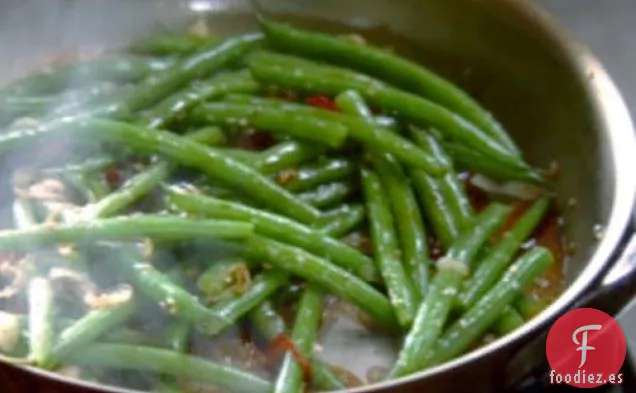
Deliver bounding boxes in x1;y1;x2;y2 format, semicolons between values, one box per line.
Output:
0;0;635;392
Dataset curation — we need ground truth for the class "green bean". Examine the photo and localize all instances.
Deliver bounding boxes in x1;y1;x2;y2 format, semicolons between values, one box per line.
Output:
0;57;173;98
247;300;287;343
427;247;554;366
374;115;399;131
83;163;169;219
338;90;430;299
67;343;273;393
42;300;134;369
14;195;88;274
215;148;262;166
1;95;53;108
311;358;348;391
417;135;546;332
214;94;446;175
12;199;41;229
129;33;214;56
361;168;418;327
63;171;111;204
83;127;226;220
334;90;373;118
248;52;522;169
247;301;348;392
142;70;260;129
319;204;366;238
243;235;399;331
27;277;54;366
411;173;459;248
257;141;326;174
113;248;234;337
298;182;355;209
274;286;323;393
1;118;322;224
50;92;138;124
279;158;356;192
444;203;512;268
495;306;525;335
445;143;546;185
371;154;431;300
410;129;474;231
197;258;250;303
259;19;521;156
224;93;393;129
167;186;378;282
460;197;550;309
1;83;131;121
193;102;349;148
114;34;263;114
515;293;542;319
59;84;139;115
0;216;253;252
184;126;227;146
222;93;341;119
193;185;257;209
223;92;396;141
164;320;190;353
105;330;159;348
163;268;191;354
408;129;475;249
41;156;115;176
413;133;542;334
0;96;54;119
440;178;473;228
205;271;289;336
389;203;512;378
2;311;156;353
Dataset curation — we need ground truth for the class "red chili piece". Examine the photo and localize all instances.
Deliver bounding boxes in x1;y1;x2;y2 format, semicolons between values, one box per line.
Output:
305;95;340;112
267;333;313;383
104;166;121;186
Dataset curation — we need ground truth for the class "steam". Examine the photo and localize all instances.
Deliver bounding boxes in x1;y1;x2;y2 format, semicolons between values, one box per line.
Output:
0;3;404;391
0;256;32;300
49;267;133;310
0;4;268;386
0;0;200;372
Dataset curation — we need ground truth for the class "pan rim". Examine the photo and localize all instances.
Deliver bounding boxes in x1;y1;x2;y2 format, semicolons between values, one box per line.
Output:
3;0;636;392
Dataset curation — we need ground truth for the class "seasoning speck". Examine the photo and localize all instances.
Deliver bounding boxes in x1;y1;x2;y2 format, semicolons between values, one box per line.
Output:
567;198;578;208
593;224;605;241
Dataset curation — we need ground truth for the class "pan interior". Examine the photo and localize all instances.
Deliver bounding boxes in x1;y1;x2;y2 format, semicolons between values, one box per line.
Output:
0;0;629;391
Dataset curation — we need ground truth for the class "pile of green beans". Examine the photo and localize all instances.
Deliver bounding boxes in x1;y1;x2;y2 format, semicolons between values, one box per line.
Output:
0;17;562;393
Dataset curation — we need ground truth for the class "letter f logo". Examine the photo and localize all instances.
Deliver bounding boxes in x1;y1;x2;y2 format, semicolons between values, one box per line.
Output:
572;324;602;368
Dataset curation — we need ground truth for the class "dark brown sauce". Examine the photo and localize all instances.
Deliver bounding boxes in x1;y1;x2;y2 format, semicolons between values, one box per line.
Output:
526;208;567;315
267;333;313;382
